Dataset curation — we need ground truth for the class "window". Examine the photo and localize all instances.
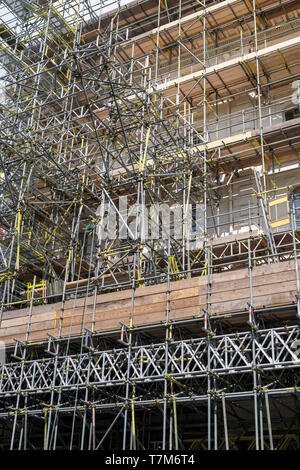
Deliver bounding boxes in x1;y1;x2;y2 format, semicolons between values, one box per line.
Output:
269;196;289;228
285;107;300;121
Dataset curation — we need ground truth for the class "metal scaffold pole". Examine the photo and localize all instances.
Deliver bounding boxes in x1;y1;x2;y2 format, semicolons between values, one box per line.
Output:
0;0;299;450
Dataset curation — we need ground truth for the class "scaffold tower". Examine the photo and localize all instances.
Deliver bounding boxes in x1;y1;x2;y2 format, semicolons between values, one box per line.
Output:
0;0;299;450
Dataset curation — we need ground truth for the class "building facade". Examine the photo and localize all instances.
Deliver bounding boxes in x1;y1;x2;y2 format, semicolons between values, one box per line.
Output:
0;0;299;450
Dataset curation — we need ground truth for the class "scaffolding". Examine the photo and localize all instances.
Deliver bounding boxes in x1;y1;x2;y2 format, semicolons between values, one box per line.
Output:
0;0;299;450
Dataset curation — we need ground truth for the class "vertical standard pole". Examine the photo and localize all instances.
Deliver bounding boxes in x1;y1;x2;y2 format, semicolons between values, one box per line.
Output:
122;262;136;450
131;387;136;450
259;388;264;450
155;0;161;83
173;396;179;451
163;238;171;450
213;396;218;450
252;346;259;450
222;394;229;450
252;0;266;194
169;412;173;450
207;358;211;450
248;227;254;326
92;404;96;450
291;199;300;320
264;390;274;450
11;275;36;450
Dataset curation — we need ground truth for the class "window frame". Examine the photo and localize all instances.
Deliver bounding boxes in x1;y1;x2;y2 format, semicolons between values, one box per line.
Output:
269;195;289;228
